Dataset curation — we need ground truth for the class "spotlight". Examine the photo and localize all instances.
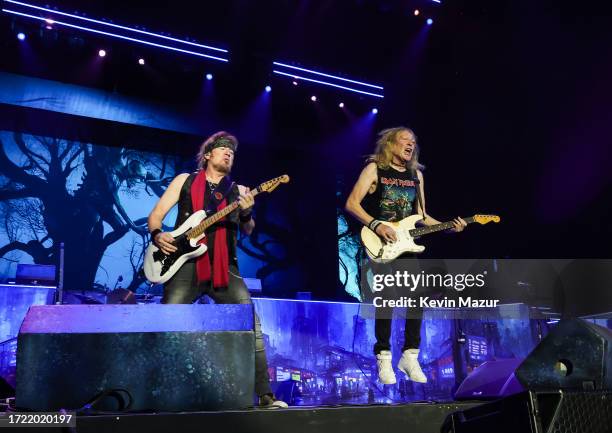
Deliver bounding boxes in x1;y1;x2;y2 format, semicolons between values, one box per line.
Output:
206;73;213;80
44;18;54;25
311;96;317;102
427;18;433;25
372;108;378;114
265;85;272;92
98;49;106;57
138;58;145;65
414;9;420;16
339;102;344;108
17;32;25;41
292;80;298;86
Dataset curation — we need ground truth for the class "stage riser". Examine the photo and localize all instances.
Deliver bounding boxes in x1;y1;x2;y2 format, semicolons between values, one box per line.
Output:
29;403;479;433
16;305;255;411
17;332;254;411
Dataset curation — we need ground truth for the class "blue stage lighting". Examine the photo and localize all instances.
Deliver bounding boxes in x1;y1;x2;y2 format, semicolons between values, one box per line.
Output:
2;9;229;62
273;71;384;98
4;0;227;53
372;108;378;114
98;49;106;57
273;61;383;90
339;102;344;108
427;18;434;25
17;32;25;40
265;85;272;92
206;73;213;80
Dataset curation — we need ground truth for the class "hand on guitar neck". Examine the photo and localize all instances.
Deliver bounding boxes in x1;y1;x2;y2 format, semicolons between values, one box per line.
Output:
446;217;468;233
374;215;467;244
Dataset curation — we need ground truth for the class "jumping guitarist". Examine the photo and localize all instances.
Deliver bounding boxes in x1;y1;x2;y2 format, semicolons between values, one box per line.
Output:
345;126;466;386
147;131;287;409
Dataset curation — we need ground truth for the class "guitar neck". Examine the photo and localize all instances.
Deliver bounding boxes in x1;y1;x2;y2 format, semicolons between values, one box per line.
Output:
409;216;475;238
187;188;262;239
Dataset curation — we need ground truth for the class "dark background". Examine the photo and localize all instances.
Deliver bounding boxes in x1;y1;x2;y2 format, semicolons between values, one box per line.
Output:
1;0;611;300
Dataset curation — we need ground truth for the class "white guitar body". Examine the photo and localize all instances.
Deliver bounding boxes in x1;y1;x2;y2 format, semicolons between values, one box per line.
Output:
143;210;209;284
360;214;426;263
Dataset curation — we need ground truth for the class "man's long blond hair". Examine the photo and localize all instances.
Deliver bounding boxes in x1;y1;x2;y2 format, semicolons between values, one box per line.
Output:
367;127;423;172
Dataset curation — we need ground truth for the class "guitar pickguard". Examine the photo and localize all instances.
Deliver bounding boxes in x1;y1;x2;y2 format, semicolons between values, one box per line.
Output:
152;234;200;277
360;215;425;263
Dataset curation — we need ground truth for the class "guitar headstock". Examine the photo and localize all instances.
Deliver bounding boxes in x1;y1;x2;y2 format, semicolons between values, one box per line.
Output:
473;214;501;225
258;175;290;193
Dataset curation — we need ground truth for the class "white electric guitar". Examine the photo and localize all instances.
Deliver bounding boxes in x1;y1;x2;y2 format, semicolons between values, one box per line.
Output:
143;175;290;284
361;214;500;263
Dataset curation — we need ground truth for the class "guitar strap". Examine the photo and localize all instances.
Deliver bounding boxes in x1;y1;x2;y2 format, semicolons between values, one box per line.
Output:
412;169;425;216
205;176;236;214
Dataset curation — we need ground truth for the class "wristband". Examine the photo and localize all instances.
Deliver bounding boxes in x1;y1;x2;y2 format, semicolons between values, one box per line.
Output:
369;219;382;232
150;228;162;239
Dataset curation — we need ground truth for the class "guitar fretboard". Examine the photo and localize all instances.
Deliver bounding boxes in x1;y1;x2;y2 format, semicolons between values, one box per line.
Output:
186;188;261;239
409;216;475;238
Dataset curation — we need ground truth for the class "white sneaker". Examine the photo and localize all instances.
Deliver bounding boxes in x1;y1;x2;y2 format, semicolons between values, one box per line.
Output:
397;349;427;383
258;394;288;409
376;350;397;385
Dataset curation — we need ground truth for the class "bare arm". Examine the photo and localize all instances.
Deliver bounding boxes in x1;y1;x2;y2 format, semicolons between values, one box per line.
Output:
345;162;378;226
345;163;398;242
147;173;189;253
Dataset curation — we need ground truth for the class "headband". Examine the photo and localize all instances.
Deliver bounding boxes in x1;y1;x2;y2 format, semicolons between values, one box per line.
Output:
205;136;237;154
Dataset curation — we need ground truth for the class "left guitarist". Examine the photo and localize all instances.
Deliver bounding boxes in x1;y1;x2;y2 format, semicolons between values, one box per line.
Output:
147;131;287;408
345;126;466;386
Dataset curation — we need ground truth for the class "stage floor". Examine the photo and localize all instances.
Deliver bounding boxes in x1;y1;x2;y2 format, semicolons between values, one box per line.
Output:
10;402;479;433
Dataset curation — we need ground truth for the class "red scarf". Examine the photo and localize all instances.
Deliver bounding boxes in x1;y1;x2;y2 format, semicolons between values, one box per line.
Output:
190;170;230;288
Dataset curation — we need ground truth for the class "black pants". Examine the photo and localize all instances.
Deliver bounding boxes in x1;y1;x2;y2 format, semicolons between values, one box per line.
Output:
374;297;422;355
162;260;272;397
367;259;423;355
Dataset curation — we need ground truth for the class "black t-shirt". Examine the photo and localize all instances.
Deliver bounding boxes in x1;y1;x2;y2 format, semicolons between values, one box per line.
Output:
362;165;418;222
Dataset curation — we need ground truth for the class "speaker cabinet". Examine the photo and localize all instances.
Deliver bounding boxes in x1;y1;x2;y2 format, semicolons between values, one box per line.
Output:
516;319;612;391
